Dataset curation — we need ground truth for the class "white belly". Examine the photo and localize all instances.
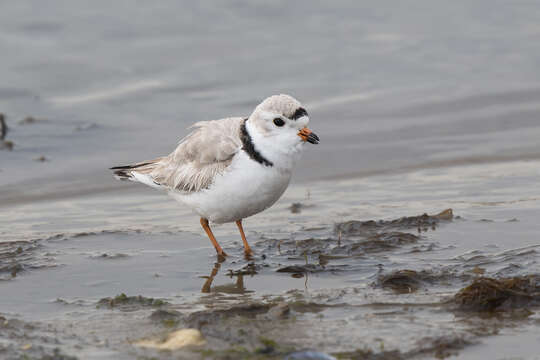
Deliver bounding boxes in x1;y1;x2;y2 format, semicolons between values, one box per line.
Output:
169;152;292;223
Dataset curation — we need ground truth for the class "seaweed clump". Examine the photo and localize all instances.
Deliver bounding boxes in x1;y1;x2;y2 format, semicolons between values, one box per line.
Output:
342;232;419;254
186;303;273;328
97;293;168;309
335;209;453;236
0;240;52;280
376;269;466;294
453;275;540;311
0;113;14;150
288;202;314;214
0;113;7;140
377;270;422;294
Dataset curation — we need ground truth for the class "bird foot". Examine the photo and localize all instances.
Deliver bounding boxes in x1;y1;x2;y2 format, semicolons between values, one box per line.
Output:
216;251;228;263
243;248;254;259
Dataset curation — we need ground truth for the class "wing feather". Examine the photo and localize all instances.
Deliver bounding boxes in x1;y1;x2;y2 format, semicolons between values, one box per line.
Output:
149;117;244;192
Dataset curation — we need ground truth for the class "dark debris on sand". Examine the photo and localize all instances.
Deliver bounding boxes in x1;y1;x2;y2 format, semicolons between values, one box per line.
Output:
33;155;49;162
0;113;14;150
277;263;347;275
288;202;315;214
0;240;54;280
336;232;420;255
227;262;261;276
185;303;274;328
18;116;46;125
376;270;424;294
97;293;168;310
271;232;420;259
0;113;7;140
269;210;453;257
90;252;130;260
335;209;453;237
375;269;470;294
453;275;540;311
262;210;455;278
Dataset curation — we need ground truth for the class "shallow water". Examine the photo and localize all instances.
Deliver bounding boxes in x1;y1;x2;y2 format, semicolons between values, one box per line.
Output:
2;160;540;359
2;1;540;359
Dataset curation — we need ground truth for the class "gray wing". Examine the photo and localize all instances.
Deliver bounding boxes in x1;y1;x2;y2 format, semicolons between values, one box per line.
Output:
149;117;244;192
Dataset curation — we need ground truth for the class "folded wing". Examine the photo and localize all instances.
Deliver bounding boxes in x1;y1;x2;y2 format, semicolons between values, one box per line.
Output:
111;117;244;192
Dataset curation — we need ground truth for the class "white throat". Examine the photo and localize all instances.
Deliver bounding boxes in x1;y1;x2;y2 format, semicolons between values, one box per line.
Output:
245;120;304;171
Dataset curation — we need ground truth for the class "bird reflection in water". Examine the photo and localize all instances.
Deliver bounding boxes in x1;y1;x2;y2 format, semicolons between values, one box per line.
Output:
200;262;257;294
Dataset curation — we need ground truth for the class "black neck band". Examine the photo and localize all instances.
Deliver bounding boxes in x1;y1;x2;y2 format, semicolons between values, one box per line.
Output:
240;119;273;167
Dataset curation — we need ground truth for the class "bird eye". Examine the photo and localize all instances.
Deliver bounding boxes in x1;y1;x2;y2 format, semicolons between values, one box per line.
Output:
273;118;285;127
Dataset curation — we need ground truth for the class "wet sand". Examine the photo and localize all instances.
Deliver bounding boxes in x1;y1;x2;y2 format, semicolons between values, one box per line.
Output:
2;1;540;359
2;160;540;359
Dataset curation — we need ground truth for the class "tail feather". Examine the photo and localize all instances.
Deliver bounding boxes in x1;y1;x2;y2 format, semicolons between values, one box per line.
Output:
110;159;162;182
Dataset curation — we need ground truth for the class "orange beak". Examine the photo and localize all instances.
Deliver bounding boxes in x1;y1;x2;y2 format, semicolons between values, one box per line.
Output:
298;127;320;144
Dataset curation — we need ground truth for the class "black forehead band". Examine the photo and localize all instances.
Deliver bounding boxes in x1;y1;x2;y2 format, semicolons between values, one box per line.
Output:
291;107;308;120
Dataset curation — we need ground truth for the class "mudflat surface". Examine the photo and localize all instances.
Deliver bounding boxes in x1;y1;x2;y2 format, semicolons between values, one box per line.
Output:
2;161;540;359
2;1;540;359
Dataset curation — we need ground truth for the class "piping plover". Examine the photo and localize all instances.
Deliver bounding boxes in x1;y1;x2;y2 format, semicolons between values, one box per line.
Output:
111;94;319;258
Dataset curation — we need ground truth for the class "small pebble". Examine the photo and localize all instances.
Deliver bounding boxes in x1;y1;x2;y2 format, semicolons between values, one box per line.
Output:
33;155;48;162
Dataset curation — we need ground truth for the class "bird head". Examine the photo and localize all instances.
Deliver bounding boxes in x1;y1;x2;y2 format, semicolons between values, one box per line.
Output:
247;94;319;149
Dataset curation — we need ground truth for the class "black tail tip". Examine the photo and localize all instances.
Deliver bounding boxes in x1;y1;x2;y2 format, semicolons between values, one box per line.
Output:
111;168;132;180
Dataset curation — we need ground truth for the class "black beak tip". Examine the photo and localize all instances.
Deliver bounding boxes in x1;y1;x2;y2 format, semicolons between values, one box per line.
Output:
307;132;320;144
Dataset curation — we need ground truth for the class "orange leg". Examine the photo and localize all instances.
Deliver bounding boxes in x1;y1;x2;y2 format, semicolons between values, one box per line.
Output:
201;262;221;293
236;219;253;257
200;218;227;258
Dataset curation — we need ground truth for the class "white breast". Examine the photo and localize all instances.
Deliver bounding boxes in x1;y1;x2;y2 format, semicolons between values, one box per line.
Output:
169;151;293;223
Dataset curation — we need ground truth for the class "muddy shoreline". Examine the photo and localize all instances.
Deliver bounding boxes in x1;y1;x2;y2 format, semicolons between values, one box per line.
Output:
2;181;540;359
2;1;540;358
